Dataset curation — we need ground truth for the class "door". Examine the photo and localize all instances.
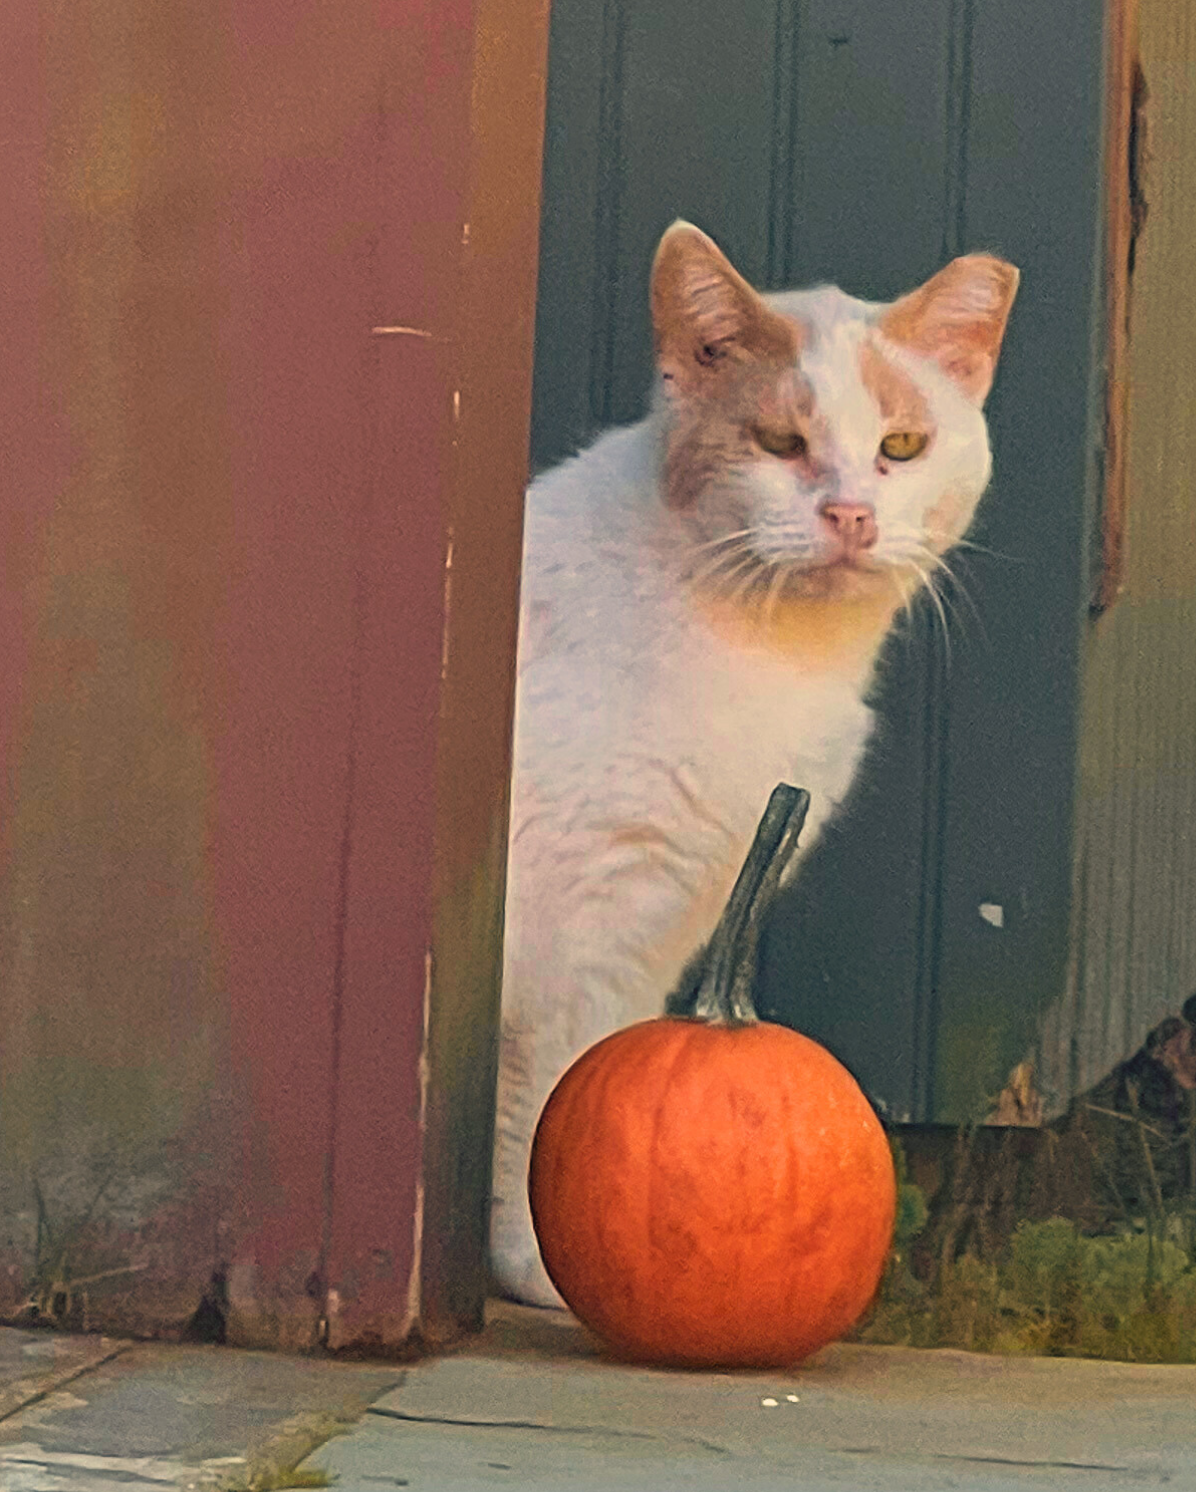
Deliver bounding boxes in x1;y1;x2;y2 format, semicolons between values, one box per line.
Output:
529;0;1109;1120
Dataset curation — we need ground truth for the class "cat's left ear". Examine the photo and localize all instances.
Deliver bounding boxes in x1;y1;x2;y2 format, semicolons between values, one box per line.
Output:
651;221;796;395
880;255;1019;405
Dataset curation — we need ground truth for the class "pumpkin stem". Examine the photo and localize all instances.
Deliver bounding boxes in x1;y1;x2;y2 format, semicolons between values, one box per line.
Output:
690;783;811;1025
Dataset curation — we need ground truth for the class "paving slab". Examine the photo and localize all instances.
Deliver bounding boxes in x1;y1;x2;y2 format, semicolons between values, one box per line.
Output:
0;1331;130;1423
4;1305;1196;1492
306;1303;1196;1492
0;1333;402;1490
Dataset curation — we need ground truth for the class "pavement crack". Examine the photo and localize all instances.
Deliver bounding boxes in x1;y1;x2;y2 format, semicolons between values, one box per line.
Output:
364;1405;731;1455
0;1445;183;1485
934;1453;1132;1472
0;1341;135;1424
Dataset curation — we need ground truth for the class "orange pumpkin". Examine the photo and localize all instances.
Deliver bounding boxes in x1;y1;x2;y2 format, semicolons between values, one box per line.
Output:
528;785;896;1369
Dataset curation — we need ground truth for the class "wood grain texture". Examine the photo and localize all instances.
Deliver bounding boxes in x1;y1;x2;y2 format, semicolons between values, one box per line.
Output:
0;0;547;1349
1037;0;1196;1110
419;0;552;1340
1092;0;1144;614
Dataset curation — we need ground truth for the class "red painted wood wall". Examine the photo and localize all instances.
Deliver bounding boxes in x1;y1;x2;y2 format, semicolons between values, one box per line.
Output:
0;0;547;1350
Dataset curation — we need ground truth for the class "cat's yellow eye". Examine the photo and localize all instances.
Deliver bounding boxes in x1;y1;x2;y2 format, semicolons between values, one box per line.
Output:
753;426;807;458
879;431;929;462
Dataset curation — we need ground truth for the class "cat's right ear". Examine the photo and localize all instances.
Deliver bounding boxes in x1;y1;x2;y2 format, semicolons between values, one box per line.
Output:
651;222;796;396
880;254;1020;406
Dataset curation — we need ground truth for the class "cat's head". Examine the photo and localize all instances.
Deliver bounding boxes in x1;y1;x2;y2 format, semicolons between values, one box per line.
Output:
650;221;1018;604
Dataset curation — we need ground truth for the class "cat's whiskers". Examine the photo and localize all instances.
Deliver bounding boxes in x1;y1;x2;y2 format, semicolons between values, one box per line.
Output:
880;530;955;663
920;562;954;665
880;524;989;650
899;554;951;664
684;527;846;615
686;540;758;594
731;563;764;609
949;536;1024;565
685;527;760;557
887;567;920;628
683;528;778;602
764;558;790;626
909;541;989;651
694;550;779;610
882;531;966;599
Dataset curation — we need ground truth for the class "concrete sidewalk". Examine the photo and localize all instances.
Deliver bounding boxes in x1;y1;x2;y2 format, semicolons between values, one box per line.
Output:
0;1325;401;1490
2;1304;1195;1491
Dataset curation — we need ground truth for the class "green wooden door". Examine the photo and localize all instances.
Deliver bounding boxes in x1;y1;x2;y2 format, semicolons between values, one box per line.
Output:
529;0;1110;1120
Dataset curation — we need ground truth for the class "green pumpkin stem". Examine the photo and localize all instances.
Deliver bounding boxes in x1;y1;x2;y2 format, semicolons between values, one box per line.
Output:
691;783;811;1025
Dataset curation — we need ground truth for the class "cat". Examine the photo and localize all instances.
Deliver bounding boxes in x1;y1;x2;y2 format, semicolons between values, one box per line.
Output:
492;220;1018;1308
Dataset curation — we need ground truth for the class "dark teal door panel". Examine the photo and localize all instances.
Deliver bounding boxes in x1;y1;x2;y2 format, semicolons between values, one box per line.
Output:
787;0;959;292
757;622;943;1122
927;0;1107;1118
529;0;1109;1120
531;0;789;466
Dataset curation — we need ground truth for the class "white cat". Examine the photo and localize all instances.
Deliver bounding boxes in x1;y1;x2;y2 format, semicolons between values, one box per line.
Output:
492;221;1018;1307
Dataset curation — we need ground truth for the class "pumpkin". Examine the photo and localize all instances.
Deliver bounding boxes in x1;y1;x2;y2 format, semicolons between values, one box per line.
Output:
528;784;896;1369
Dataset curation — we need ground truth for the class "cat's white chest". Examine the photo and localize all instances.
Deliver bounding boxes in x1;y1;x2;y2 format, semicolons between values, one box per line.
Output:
505;423;876;1033
512;425;873;863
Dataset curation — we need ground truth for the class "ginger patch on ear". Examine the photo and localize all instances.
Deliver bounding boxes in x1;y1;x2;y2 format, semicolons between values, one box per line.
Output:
880;253;1019;405
651;221;799;395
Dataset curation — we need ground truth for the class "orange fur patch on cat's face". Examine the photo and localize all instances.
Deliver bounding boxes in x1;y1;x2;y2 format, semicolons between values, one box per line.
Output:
858;340;931;431
923;490;974;551
652;225;811;511
662;340;813;512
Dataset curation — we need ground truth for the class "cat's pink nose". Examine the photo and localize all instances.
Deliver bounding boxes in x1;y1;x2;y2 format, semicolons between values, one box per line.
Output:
819;501;878;553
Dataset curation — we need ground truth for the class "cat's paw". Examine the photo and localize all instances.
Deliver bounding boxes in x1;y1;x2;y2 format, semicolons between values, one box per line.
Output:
491;1242;567;1311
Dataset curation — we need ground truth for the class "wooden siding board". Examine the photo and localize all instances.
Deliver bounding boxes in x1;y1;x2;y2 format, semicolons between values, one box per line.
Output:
418;0;551;1337
0;0;546;1347
929;0;1108;1117
528;0;608;471
765;0;964;1119
1037;0;1196;1108
606;0;783;425
789;0;957;293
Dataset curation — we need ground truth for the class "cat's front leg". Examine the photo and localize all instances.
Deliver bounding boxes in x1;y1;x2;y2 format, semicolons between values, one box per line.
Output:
490;813;740;1306
490;1011;568;1308
489;936;673;1309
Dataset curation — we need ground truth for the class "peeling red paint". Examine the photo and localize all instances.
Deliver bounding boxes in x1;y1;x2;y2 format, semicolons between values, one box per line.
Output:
1;0;543;1352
